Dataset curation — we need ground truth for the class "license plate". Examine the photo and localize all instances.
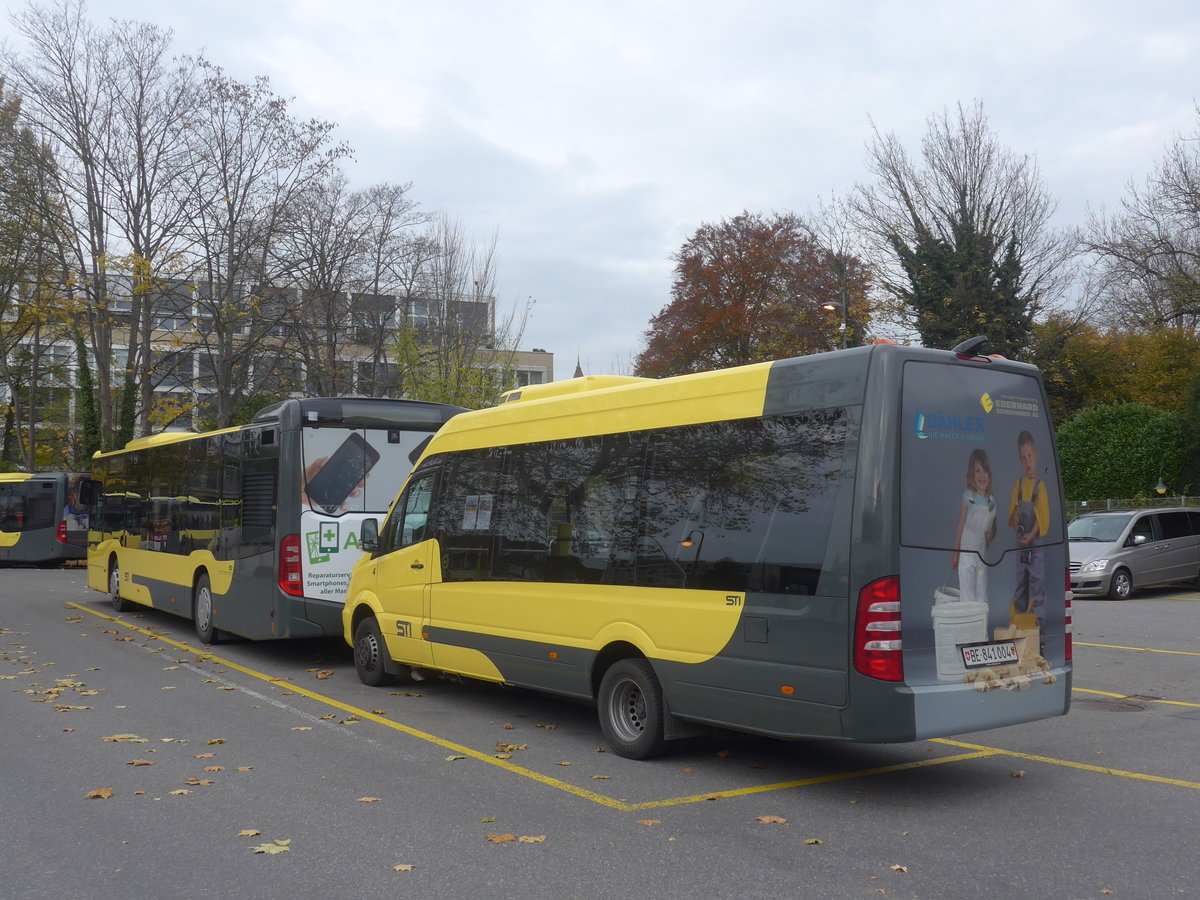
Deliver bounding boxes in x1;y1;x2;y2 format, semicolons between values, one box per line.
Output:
961;640;1019;668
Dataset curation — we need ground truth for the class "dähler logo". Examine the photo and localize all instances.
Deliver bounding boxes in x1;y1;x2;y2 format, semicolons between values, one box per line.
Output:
913;409;986;441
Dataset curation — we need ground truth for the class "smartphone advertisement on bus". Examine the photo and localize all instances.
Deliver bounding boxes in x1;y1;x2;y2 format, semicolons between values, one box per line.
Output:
299;427;422;601
899;361;1068;727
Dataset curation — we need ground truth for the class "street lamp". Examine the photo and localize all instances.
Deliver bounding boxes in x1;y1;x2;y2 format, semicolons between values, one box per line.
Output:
819;300;847;349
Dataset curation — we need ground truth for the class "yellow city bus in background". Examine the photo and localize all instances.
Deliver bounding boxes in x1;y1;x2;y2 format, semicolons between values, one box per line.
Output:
344;341;1073;758
0;472;90;566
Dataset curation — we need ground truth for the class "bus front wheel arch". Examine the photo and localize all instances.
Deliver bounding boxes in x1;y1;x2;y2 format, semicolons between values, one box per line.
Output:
597;657;668;760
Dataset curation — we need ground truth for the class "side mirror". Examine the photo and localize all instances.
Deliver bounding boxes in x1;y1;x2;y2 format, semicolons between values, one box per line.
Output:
360;517;379;553
1131;533;1147;546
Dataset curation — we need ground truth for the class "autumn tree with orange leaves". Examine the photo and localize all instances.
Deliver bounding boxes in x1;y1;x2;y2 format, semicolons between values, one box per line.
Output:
634;211;870;378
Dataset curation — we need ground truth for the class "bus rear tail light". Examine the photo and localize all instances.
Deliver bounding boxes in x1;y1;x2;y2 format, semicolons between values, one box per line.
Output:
1064;568;1073;661
854;576;904;682
279;534;304;597
56;520;68;543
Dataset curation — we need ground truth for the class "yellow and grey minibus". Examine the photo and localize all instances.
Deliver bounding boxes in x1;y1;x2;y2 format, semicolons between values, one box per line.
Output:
83;397;463;642
0;472;90;566
344;341;1073;758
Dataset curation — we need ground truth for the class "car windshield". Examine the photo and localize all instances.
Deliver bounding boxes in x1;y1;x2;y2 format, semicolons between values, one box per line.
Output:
1068;514;1131;542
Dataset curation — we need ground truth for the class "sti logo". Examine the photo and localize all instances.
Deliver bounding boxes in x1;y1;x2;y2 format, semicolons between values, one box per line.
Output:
913;410;986;441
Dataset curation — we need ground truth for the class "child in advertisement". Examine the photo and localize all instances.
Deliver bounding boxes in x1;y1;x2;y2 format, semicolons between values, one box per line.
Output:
1008;430;1049;634
951;448;996;606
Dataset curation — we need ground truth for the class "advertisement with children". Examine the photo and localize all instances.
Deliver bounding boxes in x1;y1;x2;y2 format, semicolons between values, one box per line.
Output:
899;361;1068;712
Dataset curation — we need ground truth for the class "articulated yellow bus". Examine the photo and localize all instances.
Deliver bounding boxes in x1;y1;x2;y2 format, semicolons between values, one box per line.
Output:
344;341;1073;758
83;397;463;642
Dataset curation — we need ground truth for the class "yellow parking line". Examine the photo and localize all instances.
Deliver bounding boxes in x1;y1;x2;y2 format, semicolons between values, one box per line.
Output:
1073;687;1200;710
1075;641;1200;658
933;738;1200;790
69;602;1200;809
624;751;998;810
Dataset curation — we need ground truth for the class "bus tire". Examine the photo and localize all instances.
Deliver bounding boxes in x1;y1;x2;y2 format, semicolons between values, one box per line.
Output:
353;617;394;686
597;658;668;760
110;559;132;613
193;573;219;644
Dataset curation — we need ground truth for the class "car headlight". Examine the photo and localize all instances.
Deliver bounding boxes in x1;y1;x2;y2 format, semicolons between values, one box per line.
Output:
1080;559;1109;573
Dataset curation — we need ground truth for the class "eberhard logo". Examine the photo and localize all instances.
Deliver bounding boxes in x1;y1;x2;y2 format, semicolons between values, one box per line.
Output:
913;409;987;441
980;392;994;413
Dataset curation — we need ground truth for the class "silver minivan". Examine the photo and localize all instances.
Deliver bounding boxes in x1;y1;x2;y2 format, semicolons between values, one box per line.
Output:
1069;508;1200;599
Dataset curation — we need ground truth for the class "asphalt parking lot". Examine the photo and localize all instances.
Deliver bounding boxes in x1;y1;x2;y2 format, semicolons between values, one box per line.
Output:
3;570;1199;899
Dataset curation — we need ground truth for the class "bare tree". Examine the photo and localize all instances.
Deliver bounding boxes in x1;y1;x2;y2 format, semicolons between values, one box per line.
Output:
3;0;122;444
3;0;207;445
852;101;1076;354
1083;107;1200;335
393;213;529;407
181;61;349;427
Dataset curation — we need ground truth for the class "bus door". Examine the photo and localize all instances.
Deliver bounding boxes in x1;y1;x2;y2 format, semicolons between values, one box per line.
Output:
373;470;438;667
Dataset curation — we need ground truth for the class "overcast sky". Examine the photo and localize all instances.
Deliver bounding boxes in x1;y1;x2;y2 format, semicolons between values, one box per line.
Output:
9;0;1200;377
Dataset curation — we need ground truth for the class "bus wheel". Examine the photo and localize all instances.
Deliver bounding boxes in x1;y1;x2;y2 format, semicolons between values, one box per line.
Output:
193;573;219;644
109;560;132;613
354;617;394;686
598;658;667;760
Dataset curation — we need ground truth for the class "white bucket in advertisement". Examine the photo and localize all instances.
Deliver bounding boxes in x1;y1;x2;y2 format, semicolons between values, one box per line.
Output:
931;586;989;681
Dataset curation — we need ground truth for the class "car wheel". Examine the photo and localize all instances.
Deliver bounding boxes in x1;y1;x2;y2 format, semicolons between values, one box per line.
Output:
110;559;132;612
597;658;668;760
193;572;218;643
1108;568;1133;601
354;617;394;686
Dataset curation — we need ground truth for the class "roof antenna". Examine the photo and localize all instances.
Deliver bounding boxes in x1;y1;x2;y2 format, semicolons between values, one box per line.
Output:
952;336;988;357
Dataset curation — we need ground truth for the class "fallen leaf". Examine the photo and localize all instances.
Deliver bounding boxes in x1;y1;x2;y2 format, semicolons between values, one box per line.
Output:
127;760;155;767
503;722;515;730
251;840;291;855
487;833;516;844
1011;770;1027;778
291;727;312;732
890;865;908;873
236;766;254;772
103;734;148;743
755;815;788;825
555;761;573;766
315;670;333;680
445;755;466;762
680;767;694;773
85;787;114;800
169;790;191;796
204;766;224;772
636;819;661;827
238;830;261;837
194;753;216;759
206;739;225;745
393;864;414;872
535;723;557;730
370;710;388;716
357;797;381;803
518;835;547;843
592;775;611;780
804;838;825;845
716;750;732;759
479;817;496;823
